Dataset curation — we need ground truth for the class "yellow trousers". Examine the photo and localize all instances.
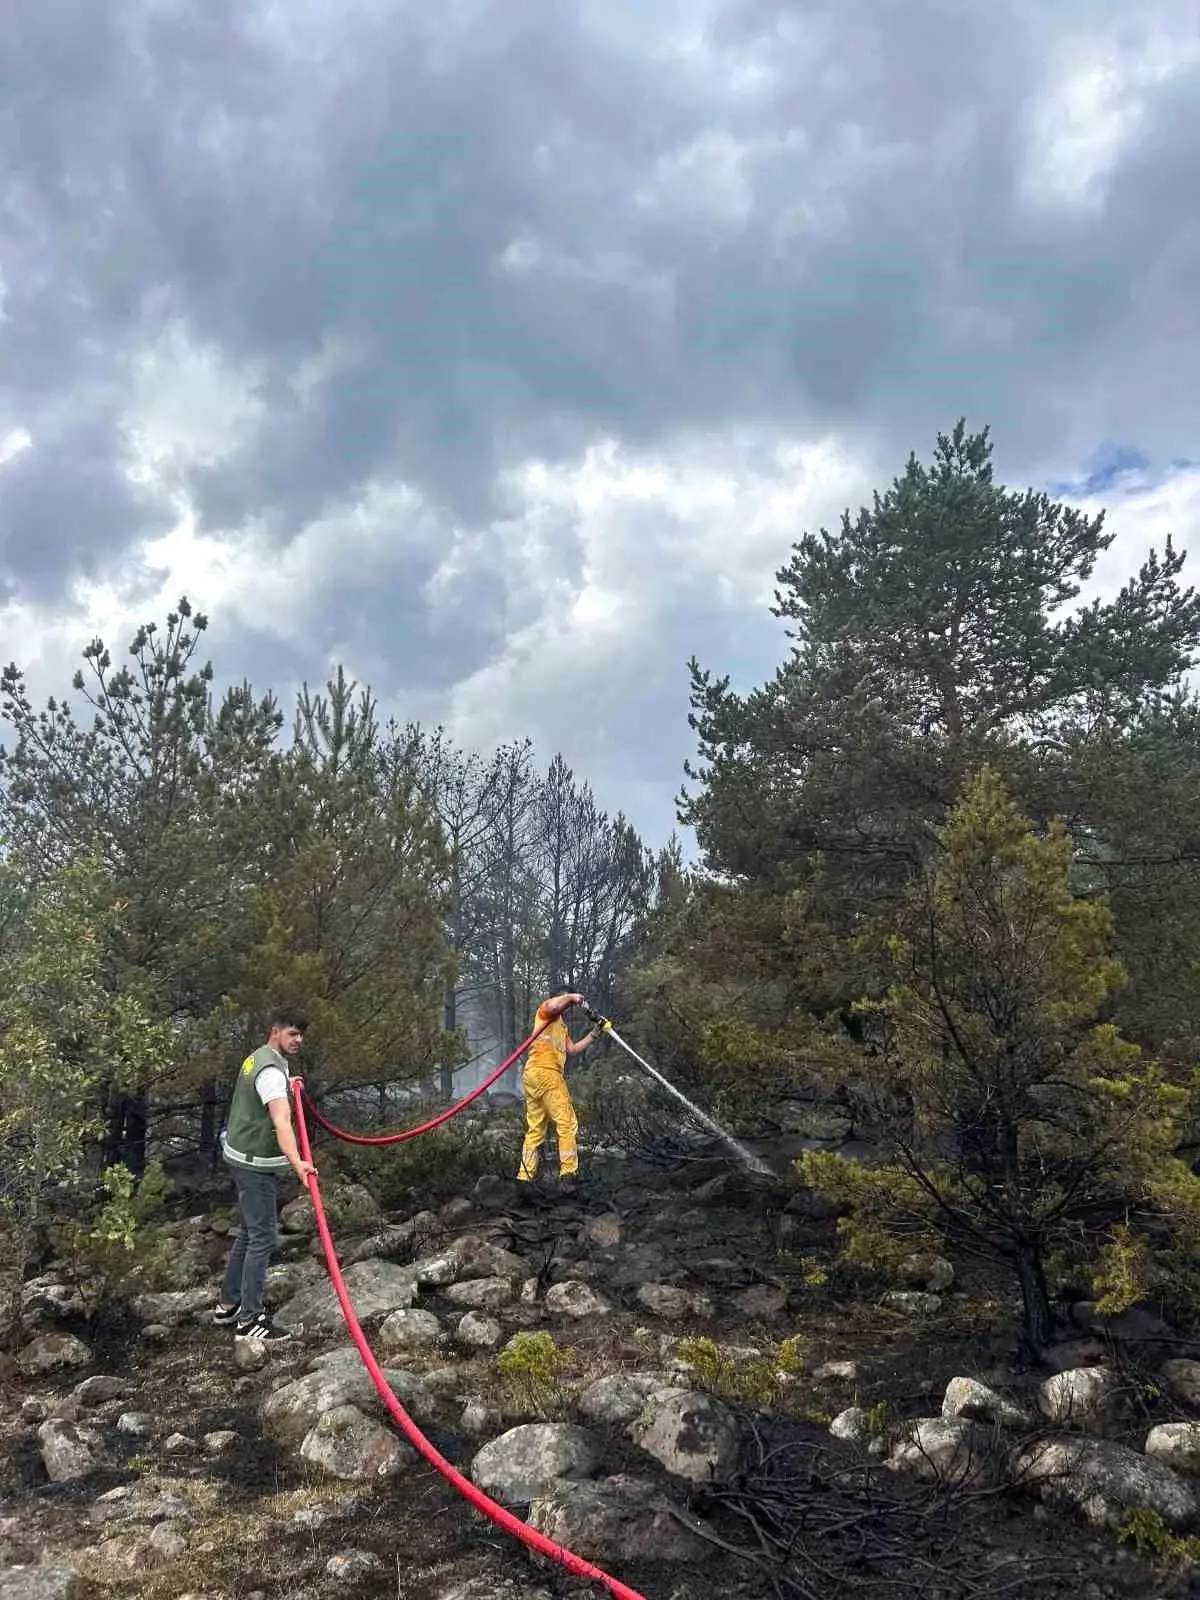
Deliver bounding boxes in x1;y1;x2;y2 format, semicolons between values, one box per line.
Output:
517;1064;578;1180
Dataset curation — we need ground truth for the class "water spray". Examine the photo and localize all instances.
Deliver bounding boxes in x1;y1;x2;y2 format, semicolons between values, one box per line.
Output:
585;1008;774;1179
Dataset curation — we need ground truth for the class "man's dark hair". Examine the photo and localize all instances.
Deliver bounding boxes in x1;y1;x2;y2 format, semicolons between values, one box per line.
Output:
266;1005;309;1035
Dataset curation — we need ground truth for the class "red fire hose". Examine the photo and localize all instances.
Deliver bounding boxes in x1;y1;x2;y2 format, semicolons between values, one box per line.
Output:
301;1018;552;1146
290;1044;647;1599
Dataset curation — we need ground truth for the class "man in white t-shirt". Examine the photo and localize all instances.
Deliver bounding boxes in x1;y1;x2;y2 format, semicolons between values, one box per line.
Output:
212;1006;317;1343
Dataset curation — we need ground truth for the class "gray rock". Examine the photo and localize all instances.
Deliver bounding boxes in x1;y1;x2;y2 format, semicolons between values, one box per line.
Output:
444;1277;514;1310
941;1377;1032;1431
282;1258;417;1331
148;1522;188;1560
130;1289;211;1326
880;1291;942;1315
162;1433;195;1453
421;1366;463;1393
461;1400;498;1436
733;1285;788;1319
457;1312;503;1350
0;1567;83;1600
635;1284;714;1320
444;1235;528;1284
264;1360;433;1447
629;1387;743;1484
21;1279;86;1321
577;1373;666;1427
343;1221;417;1265
528;1473;710;1562
544;1281;611;1320
233;1339;269;1371
775;1103;853;1141
409;1251;461;1288
1145;1422;1200;1475
37;1419;100;1482
264;1259;326;1304
300;1405;415;1480
1015;1435;1199;1530
887;1418;1001;1487
1160;1359;1200;1409
16;1333;92;1376
116;1412;153;1437
470;1423;602;1506
900;1254;955;1292
377;1307;442;1352
1036;1367;1125;1426
435;1580;552;1600
325;1548;386;1582
584;1214;625;1249
813;1360;858;1384
829;1407;871;1445
202;1430;241;1455
283;1182;378;1234
71;1375;126;1406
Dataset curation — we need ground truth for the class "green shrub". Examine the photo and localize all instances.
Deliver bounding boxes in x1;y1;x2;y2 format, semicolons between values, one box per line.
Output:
497;1332;571;1417
677;1334;807;1410
1118;1507;1200;1566
323;1121;504;1208
53;1162;172;1313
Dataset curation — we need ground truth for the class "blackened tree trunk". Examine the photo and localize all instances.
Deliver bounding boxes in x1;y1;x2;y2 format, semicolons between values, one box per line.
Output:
1012;1236;1056;1358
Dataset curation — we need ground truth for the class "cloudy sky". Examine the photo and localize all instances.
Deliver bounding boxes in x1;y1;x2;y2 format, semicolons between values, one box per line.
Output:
2;0;1198;847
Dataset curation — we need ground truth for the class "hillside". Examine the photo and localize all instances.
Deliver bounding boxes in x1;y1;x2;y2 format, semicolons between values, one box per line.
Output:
3;1113;1196;1600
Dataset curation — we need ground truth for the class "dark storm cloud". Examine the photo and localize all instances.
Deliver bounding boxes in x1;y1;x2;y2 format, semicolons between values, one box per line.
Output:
2;0;1197;612
0;414;170;598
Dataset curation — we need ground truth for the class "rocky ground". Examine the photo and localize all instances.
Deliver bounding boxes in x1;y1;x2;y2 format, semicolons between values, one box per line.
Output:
4;1135;1200;1600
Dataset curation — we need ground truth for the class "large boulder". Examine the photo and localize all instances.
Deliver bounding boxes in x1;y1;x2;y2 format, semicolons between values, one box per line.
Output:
1145;1422;1200;1476
1015;1436;1198;1530
263;1358;433;1448
444;1278;514;1310
298;1404;416;1480
378;1308;442;1353
264;1259;325;1305
629;1387;743;1484
280;1258;417;1331
1036;1367;1126;1427
130;1289;211;1327
941;1377;1033;1431
887;1418;1002;1487
344;1221;418;1265
528;1474;710;1563
544;1282;611;1320
37;1420;100;1483
16;1334;92;1377
470;1423;602;1507
830;1407;871;1446
0;1568;84;1600
456;1312;503;1350
444;1236;528;1284
1160;1359;1200;1410
577;1373;666;1427
900;1254;955;1292
281;1182;379;1234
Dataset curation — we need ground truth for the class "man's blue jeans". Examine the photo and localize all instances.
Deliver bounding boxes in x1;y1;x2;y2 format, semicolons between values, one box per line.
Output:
219;1163;280;1319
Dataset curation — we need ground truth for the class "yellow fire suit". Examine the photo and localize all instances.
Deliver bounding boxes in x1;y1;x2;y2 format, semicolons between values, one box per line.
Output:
517;1001;579;1180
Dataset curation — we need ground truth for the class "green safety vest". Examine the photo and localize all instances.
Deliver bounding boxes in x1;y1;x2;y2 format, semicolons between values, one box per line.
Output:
221;1044;290;1170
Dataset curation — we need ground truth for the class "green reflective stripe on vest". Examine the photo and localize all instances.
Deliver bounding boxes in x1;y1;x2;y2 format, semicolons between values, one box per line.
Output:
223;1044;290;1169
